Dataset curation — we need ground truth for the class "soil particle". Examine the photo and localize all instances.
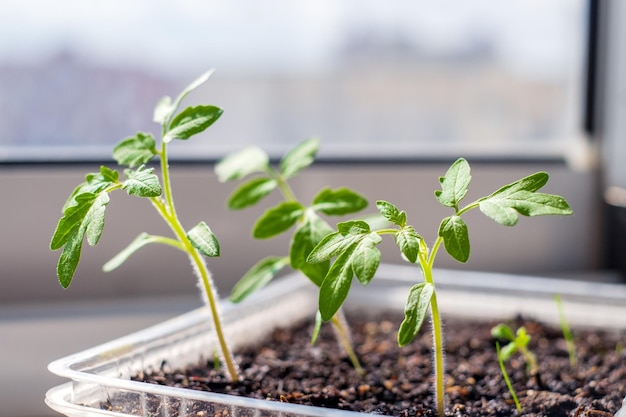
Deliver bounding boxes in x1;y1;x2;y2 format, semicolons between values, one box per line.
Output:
133;314;625;416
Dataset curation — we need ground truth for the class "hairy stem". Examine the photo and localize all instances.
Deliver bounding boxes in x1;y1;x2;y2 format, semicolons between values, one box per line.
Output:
422;237;446;417
154;141;239;382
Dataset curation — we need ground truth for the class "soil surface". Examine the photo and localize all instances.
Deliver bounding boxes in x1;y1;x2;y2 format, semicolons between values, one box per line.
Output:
131;313;625;416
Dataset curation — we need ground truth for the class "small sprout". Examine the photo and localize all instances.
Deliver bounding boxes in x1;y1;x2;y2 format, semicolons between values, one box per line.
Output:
495;341;523;413
490;323;538;376
216;138;368;373
308;158;572;416
50;71;240;382
554;294;577;367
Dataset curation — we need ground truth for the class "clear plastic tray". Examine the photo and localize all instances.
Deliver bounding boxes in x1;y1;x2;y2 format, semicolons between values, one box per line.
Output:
47;264;626;417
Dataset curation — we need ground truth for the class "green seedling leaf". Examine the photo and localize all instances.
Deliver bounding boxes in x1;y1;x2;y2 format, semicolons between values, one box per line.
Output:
63;167;118;211
319;248;355;322
280;137;319;179
99;165;119;183
395;225;422;264
215;146;270;182
307;220;371;263
478;172;573;226
500;342;518;361
123;166;162;197
376;200;406;227
103;233;164;272
188;221;220;257
312;187;368;216
56;230;84;288
50;192;109;250
52;192;110;287
435;158;471;209
113;133;157;168
398;282;434;346
290;212;333;286
230;256;289;303
350;233;382;286
227;177;277;210
491;323;516;341
164;105;223;143
438;215;470;263
253;201;305;239
84;193;109;246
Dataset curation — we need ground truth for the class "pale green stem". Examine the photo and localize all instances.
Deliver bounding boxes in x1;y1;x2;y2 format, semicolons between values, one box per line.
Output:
331;310;364;375
519;344;538;375
151;141;239;383
268;167;298;202
496;342;523;413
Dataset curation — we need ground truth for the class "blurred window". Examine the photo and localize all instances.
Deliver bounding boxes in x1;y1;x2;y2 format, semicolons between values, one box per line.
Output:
0;0;588;161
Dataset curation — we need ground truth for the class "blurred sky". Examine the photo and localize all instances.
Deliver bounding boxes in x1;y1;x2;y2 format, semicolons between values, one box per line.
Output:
0;0;585;79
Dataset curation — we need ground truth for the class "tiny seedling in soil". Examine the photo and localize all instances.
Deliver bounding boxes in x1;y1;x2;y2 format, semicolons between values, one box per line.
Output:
50;70;240;382
215;138;368;372
491;323;539;376
495;340;523;413
554;294;577;367
307;158;572;416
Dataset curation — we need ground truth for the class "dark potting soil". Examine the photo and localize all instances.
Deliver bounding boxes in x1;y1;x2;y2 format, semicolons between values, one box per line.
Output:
130;313;625;417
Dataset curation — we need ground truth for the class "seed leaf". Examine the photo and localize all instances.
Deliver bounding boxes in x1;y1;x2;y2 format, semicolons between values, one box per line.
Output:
164;105;223;143
215;146;270;182
103;233;161;272
187;221;220;257
319;248;355;321
435;158;471;208
113;133;157;167
491;323;515;341
123;166;162;197
290;212;333;286
398;282;434;346
312;187;368;216
395;225;422;263
229;256;289;303
253;201;305;239
376;200;406;227
438;215;470;263
280;137;319;179
227;177;277;210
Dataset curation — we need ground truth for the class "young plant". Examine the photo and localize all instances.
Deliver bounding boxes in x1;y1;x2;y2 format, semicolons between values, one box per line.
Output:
215;138;368;372
49;70;240;382
554;294;577;366
307;158;573;416
490;323;539;375
495;341;523;413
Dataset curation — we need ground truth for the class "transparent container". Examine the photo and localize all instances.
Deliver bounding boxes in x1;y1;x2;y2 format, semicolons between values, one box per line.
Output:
46;264;626;417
